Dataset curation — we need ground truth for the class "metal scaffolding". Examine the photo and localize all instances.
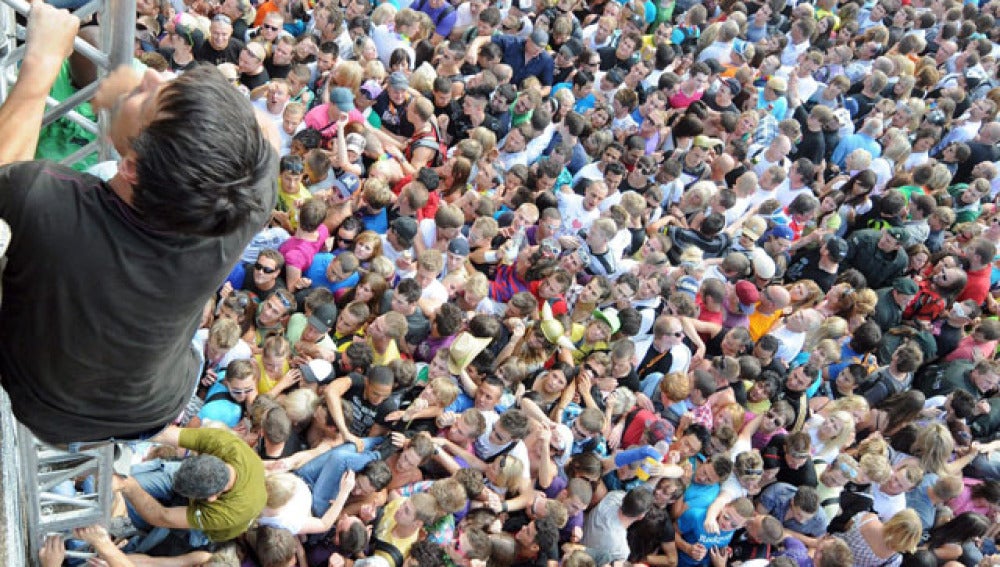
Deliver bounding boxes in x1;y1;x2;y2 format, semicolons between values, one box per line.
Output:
0;0;135;564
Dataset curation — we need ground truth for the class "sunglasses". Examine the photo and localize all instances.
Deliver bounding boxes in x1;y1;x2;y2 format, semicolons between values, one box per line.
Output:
212;14;232;25
338;235;355;245
275;293;293;310
254;263;279;274
283;163;304;174
262;23;281;31
229;387;255;395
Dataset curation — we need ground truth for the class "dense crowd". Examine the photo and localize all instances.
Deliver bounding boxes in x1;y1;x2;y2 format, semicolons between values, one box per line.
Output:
23;0;1000;565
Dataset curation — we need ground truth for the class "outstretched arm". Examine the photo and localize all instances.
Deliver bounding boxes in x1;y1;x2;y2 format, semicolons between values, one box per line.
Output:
0;1;80;167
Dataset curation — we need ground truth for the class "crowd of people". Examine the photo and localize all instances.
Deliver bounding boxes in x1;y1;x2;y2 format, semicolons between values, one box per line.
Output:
17;0;1000;564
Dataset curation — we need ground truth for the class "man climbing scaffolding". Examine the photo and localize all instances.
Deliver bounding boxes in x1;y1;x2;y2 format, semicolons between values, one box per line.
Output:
0;0;279;443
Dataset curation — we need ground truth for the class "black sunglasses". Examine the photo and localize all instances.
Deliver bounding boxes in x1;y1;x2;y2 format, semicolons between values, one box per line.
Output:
254;263;279;274
262;23;281;31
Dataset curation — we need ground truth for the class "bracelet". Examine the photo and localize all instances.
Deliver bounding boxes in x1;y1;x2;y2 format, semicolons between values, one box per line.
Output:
501;502;508;513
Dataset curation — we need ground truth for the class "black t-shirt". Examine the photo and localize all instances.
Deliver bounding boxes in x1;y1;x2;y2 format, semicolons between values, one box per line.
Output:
763;435;818;487
343;373;398;437
785;248;838;292
372;92;415;137
159;48;199;73
241;69;271;91
195;38;244;65
0;159;276;443
265;59;291;80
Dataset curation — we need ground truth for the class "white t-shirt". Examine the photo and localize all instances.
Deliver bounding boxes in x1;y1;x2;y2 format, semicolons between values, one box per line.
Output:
258;475;313;534
557;191;600;237
474;432;531;479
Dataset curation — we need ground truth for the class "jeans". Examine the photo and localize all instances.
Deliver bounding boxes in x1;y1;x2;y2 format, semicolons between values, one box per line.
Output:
125;459;210;552
964;453;1000;481
295;437;383;516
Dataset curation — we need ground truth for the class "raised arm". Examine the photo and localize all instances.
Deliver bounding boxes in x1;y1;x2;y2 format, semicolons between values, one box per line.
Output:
0;1;80;167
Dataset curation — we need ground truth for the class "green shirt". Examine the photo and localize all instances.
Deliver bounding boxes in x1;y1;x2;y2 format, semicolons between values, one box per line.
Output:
179;428;266;541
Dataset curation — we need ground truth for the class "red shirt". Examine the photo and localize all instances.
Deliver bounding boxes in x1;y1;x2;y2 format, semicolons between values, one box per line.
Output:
957;265;991;304
529;280;568;317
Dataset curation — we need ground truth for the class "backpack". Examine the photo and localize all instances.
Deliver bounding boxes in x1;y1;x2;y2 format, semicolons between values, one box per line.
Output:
406;125;447;167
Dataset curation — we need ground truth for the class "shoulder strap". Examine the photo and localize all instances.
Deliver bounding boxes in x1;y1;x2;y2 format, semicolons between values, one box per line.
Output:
372;538;406;567
482;441;517;463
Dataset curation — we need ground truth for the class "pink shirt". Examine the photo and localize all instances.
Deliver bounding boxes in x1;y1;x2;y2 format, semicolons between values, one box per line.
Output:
278;224;329;272
303;105;365;139
944;335;998;362
949;478;991;516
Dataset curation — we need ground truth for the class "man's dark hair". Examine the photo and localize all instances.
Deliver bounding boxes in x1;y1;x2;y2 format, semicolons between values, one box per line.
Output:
573;70;594;88
360;459;392;490
435;303;464;336
794;485;820;514
339;517;368;555
621;487;653;518
319;41;339;57
344;342;374;373
409;540;447;567
950;389;976;419
497;408;531;439
173;454;229;499
685;423;712;456
793;158;816;184
395;278;423;303
292;128;323;150
700;212;726;236
616;307;642;337
849;321;882;354
416;167;441;191
367;365;394;386
534;517;560;553
132;65;275;236
711;454;734;479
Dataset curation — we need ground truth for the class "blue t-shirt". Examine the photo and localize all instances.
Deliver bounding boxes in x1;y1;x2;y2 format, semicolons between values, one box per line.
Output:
677;507;737;567
305;253;361;294
683;478;722;512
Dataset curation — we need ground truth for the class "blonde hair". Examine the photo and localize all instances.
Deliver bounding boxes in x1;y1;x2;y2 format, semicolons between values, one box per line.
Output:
912;423;955;475
371;2;397;25
332;60;365;95
859;453;892;483
803;316;848;352
820;411;855;449
491;455;524;493
410;63;438;93
265;473;300;508
368;256;396;280
281;388;319;426
208;318;241;350
882;509;922;553
428;376;460;407
827;394;869;417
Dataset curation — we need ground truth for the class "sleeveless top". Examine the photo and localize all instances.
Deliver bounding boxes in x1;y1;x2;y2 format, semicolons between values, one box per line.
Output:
840;512;902;567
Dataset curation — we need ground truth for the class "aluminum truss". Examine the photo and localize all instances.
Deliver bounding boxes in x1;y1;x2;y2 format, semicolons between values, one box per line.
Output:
0;0;135;564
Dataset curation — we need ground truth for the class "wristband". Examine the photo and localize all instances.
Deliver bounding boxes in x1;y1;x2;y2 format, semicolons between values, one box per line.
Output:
501;502;508;513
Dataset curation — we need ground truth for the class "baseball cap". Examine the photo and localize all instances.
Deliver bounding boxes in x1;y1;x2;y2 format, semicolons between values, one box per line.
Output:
388;71;409;90
606;68;625;84
345;133;367;154
300;359;335;384
448;238;470;256
767;76;787;92
391;216;418;243
330;87;355;112
559;38;583;58
751;249;776;280
592;309;621;335
742;216;767;241
332;172;360;199
722;77;742;96
529;29;549;47
693;135;724;150
308;303;338;332
825;236;849;262
892;277;919;295
244;42;266;62
766;225;794;241
360;79;383;100
647;419;674;443
735;281;759;314
887;227;912;247
676;275;700;298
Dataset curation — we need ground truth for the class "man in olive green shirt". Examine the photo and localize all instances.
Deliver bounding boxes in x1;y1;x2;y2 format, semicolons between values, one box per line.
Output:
114;426;266;544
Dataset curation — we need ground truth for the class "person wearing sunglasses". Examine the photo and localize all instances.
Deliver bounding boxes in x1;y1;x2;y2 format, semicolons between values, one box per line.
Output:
198;358;259;429
196;13;243;65
221;248;288;307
